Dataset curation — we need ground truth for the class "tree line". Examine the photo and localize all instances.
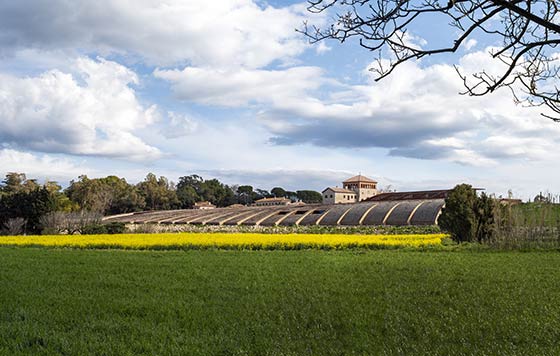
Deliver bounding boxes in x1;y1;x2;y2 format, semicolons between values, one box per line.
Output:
439;184;560;246
0;172;323;234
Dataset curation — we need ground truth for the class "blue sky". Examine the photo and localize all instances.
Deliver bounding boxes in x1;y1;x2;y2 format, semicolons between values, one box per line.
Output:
0;0;559;200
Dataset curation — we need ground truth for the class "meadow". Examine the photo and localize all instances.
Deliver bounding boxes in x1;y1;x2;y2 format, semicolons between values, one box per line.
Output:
1;247;560;355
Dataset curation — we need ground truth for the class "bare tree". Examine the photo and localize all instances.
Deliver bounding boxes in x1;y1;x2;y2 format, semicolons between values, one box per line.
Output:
40;212;68;234
40;211;103;235
301;0;560;121
2;218;27;236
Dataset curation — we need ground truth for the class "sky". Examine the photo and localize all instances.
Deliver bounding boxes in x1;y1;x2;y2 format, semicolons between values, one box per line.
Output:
0;0;559;200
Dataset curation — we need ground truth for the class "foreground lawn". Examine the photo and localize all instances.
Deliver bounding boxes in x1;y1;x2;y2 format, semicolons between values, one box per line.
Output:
1;248;560;355
0;232;445;250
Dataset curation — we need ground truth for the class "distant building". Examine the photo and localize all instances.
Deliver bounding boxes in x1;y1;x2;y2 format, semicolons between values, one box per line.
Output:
193;201;216;210
499;198;523;205
322;175;378;204
254;197;291;206
321;187;356;204
227;204;245;209
343;175;378;201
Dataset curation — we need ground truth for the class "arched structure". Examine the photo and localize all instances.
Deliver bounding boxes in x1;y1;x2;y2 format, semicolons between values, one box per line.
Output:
104;199;445;227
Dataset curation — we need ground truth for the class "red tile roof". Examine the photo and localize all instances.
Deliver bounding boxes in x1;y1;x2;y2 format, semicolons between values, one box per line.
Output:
322;187;356;194
343;175;378;184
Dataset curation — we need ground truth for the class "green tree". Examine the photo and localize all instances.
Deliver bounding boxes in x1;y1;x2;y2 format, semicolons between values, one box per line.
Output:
1;172;38;195
65;175;112;213
439;184;478;242
177;185;199;208
136;173;179;211
236;185;254;205
65;175;144;214
439;184;496;243
177;175;203;208
285;191;298;202
45;181;79;212
102;176;145;214
199;179;234;207
177;175;236;208
254;189;272;201
474;192;496;243
0;187;56;234
271;187;286;198
296;190;323;204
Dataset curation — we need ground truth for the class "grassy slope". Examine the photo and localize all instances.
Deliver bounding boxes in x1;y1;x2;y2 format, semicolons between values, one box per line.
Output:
1;248;560;355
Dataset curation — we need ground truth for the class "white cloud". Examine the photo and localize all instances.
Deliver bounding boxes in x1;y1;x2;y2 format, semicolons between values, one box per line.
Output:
156;47;560;165
154;66;325;107
199;168;366;192
0;149;90;182
0;57;161;160
0;0;310;68
315;42;332;54
463;39;478;50
161;112;198;139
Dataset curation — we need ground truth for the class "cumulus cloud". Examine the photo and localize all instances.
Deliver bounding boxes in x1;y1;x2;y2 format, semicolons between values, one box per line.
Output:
264;54;560;164
161;112;198;139
0;149;91;182
0;0;310;68
199;168;364;191
154;66;325;107
0;57;161;160
156;47;560;165
315;42;332;54
463;39;478;50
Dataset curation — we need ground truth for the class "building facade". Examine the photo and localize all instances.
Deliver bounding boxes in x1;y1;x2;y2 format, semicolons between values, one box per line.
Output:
322;187;357;204
254;197;292;206
323;175;378;204
194;201;216;209
343;175;378;201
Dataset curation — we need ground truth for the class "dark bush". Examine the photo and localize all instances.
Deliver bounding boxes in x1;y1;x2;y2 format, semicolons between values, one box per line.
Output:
439;184;477;242
81;222;126;235
474;192;496;242
105;222;126;234
82;224;108;235
439;184;495;243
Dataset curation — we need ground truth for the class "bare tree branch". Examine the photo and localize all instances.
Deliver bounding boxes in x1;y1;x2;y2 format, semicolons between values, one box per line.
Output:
300;0;560;121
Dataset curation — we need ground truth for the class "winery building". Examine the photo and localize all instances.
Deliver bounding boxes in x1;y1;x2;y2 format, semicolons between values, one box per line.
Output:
322;175;378;204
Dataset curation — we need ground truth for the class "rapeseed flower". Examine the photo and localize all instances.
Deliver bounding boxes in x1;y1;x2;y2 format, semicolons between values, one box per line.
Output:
0;233;445;250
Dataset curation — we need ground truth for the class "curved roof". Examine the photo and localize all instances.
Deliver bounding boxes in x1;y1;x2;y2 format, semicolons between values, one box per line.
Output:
366;190;451;201
104;199;444;227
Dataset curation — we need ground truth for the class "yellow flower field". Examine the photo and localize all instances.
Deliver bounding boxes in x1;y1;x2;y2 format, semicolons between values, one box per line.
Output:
0;233;446;250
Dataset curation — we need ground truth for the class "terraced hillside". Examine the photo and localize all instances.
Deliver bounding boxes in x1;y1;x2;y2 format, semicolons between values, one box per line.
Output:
104;200;444;226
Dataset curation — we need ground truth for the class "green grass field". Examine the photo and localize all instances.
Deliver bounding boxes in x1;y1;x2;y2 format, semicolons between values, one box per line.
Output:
1;248;560;355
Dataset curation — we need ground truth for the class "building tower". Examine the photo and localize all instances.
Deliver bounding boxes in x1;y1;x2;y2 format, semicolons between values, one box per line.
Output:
342;175;378;202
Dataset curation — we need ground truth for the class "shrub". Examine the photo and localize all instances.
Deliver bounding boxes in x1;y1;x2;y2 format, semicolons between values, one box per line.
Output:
81;222;126;235
82;224;108;235
2;217;27;236
439;184;495;243
439;184;477;242
40;211;103;235
474;192;496;242
105;222;127;234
